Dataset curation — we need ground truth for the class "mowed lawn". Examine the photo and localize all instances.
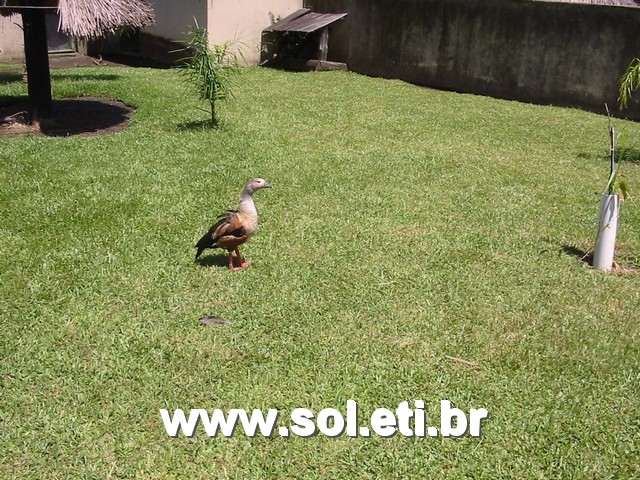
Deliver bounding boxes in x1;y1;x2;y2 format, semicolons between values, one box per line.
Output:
1;65;639;479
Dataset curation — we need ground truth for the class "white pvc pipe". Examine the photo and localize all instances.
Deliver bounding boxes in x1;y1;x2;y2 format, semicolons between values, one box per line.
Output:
593;193;620;272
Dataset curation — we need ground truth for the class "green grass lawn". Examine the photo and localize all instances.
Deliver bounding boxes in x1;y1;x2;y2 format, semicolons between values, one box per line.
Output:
1;64;639;479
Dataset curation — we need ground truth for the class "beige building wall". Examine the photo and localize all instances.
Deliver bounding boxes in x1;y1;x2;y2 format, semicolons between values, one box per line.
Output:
2;1;303;66
0;14;25;62
208;0;302;65
142;0;302;65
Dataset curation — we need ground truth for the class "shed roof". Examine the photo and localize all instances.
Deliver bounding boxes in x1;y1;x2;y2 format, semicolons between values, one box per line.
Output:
0;0;155;38
264;8;347;33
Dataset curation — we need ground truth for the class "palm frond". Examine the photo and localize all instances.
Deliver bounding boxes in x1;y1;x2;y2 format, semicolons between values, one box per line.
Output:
618;58;640;110
613;177;630;201
175;23;240;127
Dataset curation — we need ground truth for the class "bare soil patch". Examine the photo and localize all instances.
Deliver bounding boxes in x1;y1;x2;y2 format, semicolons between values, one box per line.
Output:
562;244;640;274
0;97;134;137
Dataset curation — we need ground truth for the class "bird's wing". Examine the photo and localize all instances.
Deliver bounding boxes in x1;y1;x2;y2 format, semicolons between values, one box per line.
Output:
207;210;248;249
195;209;252;258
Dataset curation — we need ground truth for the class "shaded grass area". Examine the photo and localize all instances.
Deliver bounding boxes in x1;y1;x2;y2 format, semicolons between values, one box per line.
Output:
1;65;640;478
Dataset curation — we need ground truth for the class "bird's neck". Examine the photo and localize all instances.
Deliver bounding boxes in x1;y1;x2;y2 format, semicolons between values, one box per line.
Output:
237;192;257;215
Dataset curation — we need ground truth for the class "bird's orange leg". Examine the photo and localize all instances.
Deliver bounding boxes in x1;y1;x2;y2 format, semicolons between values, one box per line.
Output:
234;247;251;269
227;251;235;270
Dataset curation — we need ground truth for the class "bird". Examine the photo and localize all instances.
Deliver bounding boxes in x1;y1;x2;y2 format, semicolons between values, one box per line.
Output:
195;178;271;270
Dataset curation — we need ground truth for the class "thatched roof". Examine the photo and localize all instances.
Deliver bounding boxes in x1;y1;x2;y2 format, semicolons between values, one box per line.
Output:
0;0;155;38
57;0;154;37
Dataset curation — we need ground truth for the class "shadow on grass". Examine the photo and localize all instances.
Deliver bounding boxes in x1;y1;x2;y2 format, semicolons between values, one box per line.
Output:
51;73;121;82
620;147;640;165
561;244;593;266
195;253;229;268
0;72;23;84
101;54;173;69
577;147;640;165
42;99;132;136
0;95;25;107
1;98;133;137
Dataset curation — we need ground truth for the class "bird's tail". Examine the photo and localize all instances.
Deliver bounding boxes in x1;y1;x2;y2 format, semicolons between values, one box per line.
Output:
195;232;216;260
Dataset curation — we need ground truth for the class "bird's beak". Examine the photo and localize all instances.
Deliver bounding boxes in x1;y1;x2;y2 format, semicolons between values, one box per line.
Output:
263;183;272;189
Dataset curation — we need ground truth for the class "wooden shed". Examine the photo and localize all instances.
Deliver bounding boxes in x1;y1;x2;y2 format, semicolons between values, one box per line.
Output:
261;8;348;71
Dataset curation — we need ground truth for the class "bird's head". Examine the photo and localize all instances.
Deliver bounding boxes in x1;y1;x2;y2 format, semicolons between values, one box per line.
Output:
245;178;272;194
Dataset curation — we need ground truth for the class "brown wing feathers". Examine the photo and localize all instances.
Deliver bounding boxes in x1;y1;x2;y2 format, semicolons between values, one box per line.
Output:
195;211;247;259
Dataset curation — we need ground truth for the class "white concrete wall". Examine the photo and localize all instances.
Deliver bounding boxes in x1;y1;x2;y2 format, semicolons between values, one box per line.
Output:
0;14;25;62
208;0;302;65
143;0;207;43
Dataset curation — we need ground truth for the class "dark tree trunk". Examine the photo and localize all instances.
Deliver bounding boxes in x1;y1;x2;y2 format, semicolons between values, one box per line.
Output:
21;2;52;121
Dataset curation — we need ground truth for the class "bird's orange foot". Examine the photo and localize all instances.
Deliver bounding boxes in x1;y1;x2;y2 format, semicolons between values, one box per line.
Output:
230;264;250;271
229;260;250;270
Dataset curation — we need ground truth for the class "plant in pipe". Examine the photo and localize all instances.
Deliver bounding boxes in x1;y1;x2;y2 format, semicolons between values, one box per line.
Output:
593;110;630;272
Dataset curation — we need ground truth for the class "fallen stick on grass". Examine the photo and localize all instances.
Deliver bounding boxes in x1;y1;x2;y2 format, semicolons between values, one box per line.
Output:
445;355;478;368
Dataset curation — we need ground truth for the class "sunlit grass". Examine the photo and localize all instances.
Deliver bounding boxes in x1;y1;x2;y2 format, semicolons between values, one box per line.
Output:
1;64;639;479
